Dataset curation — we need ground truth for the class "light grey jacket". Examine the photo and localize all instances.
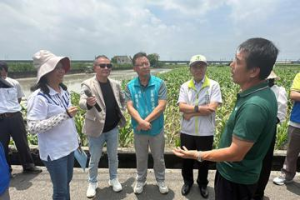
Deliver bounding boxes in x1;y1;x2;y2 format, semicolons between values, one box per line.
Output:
79;76;126;137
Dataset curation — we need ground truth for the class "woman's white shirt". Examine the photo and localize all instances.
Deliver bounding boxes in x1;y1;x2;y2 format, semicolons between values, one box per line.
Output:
27;86;78;161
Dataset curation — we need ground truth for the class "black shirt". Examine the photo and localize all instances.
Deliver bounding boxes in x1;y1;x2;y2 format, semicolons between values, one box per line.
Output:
99;80;120;132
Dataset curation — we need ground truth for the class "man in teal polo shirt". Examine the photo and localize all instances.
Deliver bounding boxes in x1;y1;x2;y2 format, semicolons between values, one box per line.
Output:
173;37;279;200
125;52;168;194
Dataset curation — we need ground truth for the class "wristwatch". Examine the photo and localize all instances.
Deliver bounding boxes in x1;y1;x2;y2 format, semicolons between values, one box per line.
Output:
197;151;202;162
194;105;199;112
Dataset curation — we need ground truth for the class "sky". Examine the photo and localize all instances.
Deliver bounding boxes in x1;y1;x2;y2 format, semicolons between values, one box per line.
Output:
0;0;299;61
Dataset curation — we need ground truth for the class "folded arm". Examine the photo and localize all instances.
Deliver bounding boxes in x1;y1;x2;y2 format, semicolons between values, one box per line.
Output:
180;102;219;120
144;100;167;122
127;101;151;131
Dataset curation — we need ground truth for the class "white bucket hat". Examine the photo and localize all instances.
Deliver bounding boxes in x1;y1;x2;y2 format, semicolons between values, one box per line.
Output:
33;50;70;83
189;54;208;66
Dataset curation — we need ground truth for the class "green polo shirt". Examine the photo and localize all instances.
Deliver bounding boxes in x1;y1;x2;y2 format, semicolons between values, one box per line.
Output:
216;82;277;185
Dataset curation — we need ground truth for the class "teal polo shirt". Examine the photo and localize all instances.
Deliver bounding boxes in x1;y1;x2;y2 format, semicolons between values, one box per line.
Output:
216;82;277;184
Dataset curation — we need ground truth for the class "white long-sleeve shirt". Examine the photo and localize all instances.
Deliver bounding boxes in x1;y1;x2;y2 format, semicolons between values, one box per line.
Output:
271;85;288;123
27;86;78;161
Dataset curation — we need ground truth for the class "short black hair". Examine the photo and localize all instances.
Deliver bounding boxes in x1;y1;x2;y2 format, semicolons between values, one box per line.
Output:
0;61;8;72
238;38;279;80
132;52;148;66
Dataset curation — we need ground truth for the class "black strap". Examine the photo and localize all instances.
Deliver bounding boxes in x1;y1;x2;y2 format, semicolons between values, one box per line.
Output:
0;78;13;88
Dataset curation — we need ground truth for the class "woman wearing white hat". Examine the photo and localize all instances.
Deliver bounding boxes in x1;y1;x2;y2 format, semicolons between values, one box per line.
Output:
27;50;79;200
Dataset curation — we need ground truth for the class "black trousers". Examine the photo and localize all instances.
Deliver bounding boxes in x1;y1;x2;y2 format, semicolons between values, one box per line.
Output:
215;171;257;200
0;112;35;171
253;127;277;199
180;133;213;186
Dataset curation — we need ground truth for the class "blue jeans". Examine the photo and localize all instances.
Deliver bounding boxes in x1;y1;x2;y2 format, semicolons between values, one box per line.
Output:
88;127;119;183
43;152;74;200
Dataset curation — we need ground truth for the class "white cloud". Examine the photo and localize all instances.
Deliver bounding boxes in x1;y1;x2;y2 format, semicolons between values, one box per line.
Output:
227;0;280;23
0;0;299;60
148;0;226;16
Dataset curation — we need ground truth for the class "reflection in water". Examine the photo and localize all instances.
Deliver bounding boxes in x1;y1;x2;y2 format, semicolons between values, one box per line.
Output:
18;69;171;98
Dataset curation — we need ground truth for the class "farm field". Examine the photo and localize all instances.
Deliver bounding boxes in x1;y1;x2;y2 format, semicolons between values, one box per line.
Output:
25;65;299;150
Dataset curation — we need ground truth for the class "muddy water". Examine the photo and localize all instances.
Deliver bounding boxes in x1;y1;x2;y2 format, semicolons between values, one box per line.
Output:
18;68;171;97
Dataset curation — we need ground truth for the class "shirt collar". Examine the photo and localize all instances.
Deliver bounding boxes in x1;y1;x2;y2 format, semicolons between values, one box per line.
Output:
47;85;62;96
134;75;154;87
194;78;204;86
238;81;269;98
188;75;210;90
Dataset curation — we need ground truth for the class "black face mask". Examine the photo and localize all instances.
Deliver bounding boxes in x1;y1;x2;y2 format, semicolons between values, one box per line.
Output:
268;79;275;87
0;77;13;88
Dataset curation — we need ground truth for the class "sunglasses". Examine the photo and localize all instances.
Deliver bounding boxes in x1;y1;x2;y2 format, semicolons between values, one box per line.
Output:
96;64;113;68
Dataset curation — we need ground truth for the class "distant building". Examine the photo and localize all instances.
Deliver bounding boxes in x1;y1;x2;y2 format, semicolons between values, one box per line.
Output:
291;59;300;64
112;55;131;64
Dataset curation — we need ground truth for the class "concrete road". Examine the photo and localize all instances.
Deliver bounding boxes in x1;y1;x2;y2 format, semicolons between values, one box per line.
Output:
9;166;300;200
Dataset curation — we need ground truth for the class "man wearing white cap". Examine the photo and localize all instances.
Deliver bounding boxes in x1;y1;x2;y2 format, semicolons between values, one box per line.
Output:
0;61;41;176
177;55;222;198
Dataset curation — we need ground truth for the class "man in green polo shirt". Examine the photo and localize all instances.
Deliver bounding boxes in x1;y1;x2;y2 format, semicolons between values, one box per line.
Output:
173;37;278;200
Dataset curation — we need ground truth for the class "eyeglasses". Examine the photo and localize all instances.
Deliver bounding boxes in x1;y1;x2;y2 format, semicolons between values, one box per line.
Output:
96;64;113;69
135;62;150;67
191;64;207;70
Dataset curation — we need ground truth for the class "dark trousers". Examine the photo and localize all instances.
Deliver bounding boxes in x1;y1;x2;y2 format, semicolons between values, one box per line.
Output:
0;112;35;171
180;133;213;186
253;127;277;199
215;171;257;200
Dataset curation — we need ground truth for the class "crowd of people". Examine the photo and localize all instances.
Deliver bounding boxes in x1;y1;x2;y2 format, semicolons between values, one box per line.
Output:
0;37;299;200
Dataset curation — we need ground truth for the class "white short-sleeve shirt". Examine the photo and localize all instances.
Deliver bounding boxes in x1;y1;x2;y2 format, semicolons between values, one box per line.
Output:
6;77;25;99
0;77;24;113
27;86;78;161
178;77;222;136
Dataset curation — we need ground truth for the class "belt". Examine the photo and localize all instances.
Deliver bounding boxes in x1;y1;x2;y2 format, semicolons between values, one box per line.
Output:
0;112;18;118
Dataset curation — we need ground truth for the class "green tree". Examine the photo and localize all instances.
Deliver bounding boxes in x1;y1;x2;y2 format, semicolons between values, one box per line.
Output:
111;56;118;64
148;53;160;67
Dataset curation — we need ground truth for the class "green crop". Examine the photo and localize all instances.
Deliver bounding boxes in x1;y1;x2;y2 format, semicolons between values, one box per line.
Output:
23;65;299;150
